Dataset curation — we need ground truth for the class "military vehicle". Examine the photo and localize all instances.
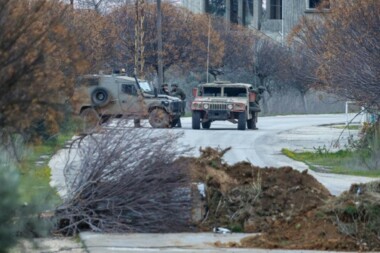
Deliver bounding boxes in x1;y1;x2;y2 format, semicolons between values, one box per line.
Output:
75;73;183;131
190;81;262;130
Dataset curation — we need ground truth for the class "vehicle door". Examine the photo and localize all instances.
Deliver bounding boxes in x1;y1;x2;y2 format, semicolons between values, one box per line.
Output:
118;81;141;115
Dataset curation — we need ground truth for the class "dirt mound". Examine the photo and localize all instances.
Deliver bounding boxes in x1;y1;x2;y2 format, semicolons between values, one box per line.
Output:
188;147;380;251
190;147;331;232
242;181;380;251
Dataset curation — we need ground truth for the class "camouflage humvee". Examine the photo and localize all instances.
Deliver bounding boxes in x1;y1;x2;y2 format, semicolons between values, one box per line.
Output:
191;81;261;130
75;74;183;130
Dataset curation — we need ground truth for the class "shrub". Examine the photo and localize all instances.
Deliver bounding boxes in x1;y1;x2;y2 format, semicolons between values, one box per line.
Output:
0;153;20;252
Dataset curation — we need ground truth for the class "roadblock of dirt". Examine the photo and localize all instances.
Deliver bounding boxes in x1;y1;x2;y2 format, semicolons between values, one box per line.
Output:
186;147;380;251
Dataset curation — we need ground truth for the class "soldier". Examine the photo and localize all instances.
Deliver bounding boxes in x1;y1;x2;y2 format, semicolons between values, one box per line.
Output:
160;83;170;95
171;83;186;101
256;86;265;103
171;83;186;128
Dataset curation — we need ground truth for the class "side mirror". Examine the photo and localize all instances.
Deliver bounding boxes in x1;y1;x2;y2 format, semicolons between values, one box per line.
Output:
192;88;198;97
154;87;158;97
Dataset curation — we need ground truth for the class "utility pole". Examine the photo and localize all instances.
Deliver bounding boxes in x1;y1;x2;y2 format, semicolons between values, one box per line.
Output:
134;0;146;127
157;0;163;88
134;0;146;79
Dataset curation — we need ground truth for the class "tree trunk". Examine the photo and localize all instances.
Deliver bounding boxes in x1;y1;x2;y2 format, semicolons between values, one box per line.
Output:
300;91;308;114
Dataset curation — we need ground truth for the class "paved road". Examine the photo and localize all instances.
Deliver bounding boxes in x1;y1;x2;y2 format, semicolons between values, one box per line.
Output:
174;113;376;196
79;232;355;253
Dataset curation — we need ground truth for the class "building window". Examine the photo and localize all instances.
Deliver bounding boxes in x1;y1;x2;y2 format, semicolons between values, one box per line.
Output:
205;0;226;16
269;0;282;20
309;0;330;9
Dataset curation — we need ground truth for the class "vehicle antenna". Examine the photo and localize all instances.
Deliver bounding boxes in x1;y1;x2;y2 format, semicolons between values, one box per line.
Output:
206;15;211;83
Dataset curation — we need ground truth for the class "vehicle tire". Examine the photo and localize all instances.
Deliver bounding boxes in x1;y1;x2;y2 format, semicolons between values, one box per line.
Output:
149;108;170;128
80;108;100;134
170;117;180;128
91;88;110;107
202;121;211;129
192;111;201;129
238;112;246;130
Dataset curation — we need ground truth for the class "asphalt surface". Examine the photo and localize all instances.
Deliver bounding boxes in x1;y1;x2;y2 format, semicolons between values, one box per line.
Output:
79;232;357;253
49;113;379;253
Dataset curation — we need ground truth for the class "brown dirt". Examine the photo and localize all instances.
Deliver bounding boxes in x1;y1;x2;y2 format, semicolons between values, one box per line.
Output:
185;147;380;251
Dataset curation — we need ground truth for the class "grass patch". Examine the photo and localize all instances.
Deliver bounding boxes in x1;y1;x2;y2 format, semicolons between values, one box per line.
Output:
17;130;76;205
331;124;361;130
282;148;380;177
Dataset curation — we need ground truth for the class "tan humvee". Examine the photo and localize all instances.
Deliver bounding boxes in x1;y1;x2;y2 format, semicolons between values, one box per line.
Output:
190;81;261;130
75;74;183;130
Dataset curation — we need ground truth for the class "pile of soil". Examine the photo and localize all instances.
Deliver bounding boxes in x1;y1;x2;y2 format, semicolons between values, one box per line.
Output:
187;147;380;251
241;182;380;251
190;147;331;232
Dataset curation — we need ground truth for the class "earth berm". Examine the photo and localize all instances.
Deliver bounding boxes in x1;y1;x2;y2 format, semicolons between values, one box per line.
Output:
188;147;380;251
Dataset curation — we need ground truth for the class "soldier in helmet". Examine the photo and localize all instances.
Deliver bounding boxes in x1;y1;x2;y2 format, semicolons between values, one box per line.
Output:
257;86;265;103
171;83;186;101
160;83;170;95
249;85;265;113
171;83;186;128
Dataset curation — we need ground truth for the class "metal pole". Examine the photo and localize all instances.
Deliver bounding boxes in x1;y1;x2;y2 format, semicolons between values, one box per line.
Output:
157;0;163;87
139;0;145;79
206;16;211;83
345;101;349;126
134;0;139;77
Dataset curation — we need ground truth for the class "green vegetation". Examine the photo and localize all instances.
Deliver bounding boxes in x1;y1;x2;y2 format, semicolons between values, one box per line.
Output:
282;148;380;177
331;124;361;130
0;119;77;251
283;122;380;177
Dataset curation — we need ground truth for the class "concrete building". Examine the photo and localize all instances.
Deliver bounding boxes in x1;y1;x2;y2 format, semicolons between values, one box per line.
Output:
181;0;329;41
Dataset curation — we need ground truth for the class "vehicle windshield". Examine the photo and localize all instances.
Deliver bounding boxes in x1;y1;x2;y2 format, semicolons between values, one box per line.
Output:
139;81;153;93
224;87;247;97
203;87;221;97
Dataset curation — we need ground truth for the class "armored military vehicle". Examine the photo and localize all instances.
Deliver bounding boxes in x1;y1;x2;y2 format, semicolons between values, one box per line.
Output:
75;74;183;130
191;81;262;130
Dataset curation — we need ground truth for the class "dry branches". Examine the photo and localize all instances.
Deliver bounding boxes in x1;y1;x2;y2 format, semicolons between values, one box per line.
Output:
292;0;380;110
55;123;192;235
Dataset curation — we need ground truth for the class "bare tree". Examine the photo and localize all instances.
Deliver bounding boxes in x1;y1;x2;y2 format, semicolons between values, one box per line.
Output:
55;124;192;234
252;37;286;113
280;44;319;113
292;0;380;111
110;3;224;80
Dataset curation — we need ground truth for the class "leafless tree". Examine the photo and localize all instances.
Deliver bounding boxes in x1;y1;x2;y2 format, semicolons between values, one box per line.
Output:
55;123;192;235
280;44;320;113
252;37;287;113
292;0;380;111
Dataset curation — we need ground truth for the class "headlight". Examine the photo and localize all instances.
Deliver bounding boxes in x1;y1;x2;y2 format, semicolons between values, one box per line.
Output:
235;103;244;108
161;101;169;106
227;104;233;110
203;103;209;109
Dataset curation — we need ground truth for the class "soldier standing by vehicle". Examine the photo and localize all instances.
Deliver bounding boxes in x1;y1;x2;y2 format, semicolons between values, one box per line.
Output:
171;83;186;128
160;83;170;95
